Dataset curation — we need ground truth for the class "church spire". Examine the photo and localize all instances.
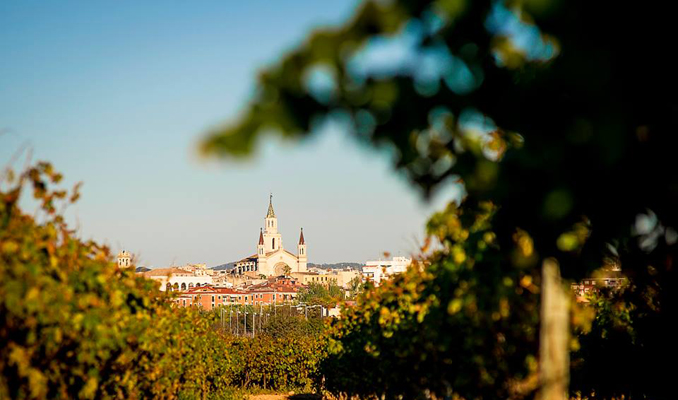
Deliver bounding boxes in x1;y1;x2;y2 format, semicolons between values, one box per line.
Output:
259;228;264;245
298;228;305;245
266;193;276;218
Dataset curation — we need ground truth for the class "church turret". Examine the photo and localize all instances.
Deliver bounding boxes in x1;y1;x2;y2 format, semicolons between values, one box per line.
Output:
297;228;307;272
257;228;265;256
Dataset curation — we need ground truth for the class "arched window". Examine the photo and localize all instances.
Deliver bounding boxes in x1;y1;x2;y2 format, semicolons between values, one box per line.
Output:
181;283;187;291
166;282;172;291
189;283;194;289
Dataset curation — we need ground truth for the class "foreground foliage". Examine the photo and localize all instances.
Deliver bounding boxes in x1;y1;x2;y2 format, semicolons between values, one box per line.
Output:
0;162;323;399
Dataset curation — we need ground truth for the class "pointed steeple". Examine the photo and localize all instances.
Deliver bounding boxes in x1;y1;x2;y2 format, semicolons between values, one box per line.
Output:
299;228;305;245
266;193;276;218
259;228;264;245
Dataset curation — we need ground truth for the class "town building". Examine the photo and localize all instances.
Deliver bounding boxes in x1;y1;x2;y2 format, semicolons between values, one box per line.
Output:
292;268;360;289
141;266;215;291
233;195;308;277
571;266;626;302
173;278;303;310
363;256;412;286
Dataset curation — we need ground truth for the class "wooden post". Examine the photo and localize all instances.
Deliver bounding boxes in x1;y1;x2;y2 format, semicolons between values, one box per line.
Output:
538;258;570;400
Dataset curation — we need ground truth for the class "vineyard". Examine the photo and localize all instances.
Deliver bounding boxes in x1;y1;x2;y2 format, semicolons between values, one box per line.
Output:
2;161;671;400
3;0;678;398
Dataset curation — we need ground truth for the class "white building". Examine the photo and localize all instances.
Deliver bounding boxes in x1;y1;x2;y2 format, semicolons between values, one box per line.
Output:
363;256;412;286
116;250;132;269
233;195;308;277
177;263;214;276
141;267;215;291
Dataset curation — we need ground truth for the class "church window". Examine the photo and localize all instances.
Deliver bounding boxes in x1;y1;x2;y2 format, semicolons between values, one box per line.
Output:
272;238;275;249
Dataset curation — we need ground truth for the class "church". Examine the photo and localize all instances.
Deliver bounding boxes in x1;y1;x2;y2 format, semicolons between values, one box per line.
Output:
233;195;308;277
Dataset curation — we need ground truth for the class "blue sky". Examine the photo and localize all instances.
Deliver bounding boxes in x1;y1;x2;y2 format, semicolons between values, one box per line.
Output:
1;0;459;267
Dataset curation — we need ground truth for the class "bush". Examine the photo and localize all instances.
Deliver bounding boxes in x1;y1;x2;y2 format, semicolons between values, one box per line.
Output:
0;162;241;399
320;202;540;400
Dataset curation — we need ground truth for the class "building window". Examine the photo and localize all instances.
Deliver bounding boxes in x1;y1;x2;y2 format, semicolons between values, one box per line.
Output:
272;238;275;249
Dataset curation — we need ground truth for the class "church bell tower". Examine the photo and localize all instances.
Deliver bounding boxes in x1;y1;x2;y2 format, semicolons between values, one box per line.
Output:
297;228;307;272
263;194;282;252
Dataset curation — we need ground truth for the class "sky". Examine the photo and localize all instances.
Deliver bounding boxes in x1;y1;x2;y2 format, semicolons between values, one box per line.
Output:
0;0;460;267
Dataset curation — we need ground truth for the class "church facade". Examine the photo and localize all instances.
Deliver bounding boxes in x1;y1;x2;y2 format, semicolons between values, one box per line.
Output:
233;196;307;277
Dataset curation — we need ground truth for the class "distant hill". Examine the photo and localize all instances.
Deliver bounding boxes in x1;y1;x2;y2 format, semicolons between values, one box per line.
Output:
308;262;364;271
210;262;363;271
211;262;236;271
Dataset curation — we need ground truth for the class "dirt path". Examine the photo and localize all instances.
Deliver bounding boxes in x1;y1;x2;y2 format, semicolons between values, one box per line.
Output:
248;396;288;400
248;394;321;400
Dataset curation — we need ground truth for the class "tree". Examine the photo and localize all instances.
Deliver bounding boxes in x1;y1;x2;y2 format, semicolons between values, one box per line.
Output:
297;283;343;308
200;1;678;398
345;277;365;300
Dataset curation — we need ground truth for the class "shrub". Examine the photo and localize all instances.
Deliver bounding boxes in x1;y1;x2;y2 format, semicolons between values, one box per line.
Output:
0;162;241;399
320;202;540;400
